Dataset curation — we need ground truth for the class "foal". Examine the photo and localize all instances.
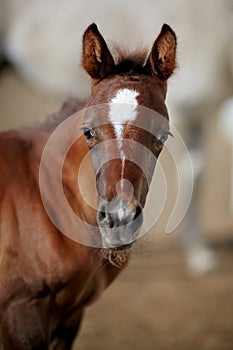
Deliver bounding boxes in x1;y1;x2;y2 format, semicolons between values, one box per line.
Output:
0;23;176;349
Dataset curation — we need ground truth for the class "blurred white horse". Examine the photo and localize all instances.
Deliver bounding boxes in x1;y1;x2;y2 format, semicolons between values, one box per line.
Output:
0;0;233;274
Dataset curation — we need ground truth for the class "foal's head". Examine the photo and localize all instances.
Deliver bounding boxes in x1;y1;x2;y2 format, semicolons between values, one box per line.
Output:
81;23;177;250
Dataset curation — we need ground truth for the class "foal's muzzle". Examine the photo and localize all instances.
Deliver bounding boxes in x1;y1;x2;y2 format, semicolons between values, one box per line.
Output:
97;197;143;249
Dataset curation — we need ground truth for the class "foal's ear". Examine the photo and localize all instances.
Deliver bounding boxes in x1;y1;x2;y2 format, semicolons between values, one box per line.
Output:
146;24;177;80
82;23;115;79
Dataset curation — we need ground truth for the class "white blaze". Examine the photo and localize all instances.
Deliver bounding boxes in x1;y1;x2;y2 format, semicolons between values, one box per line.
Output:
109;88;139;181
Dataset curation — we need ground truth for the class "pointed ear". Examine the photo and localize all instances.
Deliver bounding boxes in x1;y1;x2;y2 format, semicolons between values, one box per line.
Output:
82;23;115;79
145;24;177;80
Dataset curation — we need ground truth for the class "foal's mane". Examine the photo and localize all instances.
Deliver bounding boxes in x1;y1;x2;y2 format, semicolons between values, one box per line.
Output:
40;98;87;131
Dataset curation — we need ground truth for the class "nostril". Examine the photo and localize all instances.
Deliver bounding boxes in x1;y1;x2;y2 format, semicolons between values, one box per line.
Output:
98;211;106;222
134;204;142;220
97;209;114;228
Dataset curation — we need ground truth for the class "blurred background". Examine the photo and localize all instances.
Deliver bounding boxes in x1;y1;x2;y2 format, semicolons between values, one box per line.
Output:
0;0;233;349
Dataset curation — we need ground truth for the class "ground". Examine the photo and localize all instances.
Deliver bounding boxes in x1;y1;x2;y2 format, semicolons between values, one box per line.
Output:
75;236;233;350
0;67;232;350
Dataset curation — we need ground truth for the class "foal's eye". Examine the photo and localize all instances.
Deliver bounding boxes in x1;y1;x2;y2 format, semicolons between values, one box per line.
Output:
82;127;95;141
158;131;173;145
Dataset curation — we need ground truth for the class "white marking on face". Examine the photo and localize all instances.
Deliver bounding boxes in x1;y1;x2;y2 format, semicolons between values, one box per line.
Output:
109;89;139;183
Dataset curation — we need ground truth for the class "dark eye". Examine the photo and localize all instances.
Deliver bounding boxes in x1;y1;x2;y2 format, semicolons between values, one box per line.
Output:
158;131;173;145
82;127;95;141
